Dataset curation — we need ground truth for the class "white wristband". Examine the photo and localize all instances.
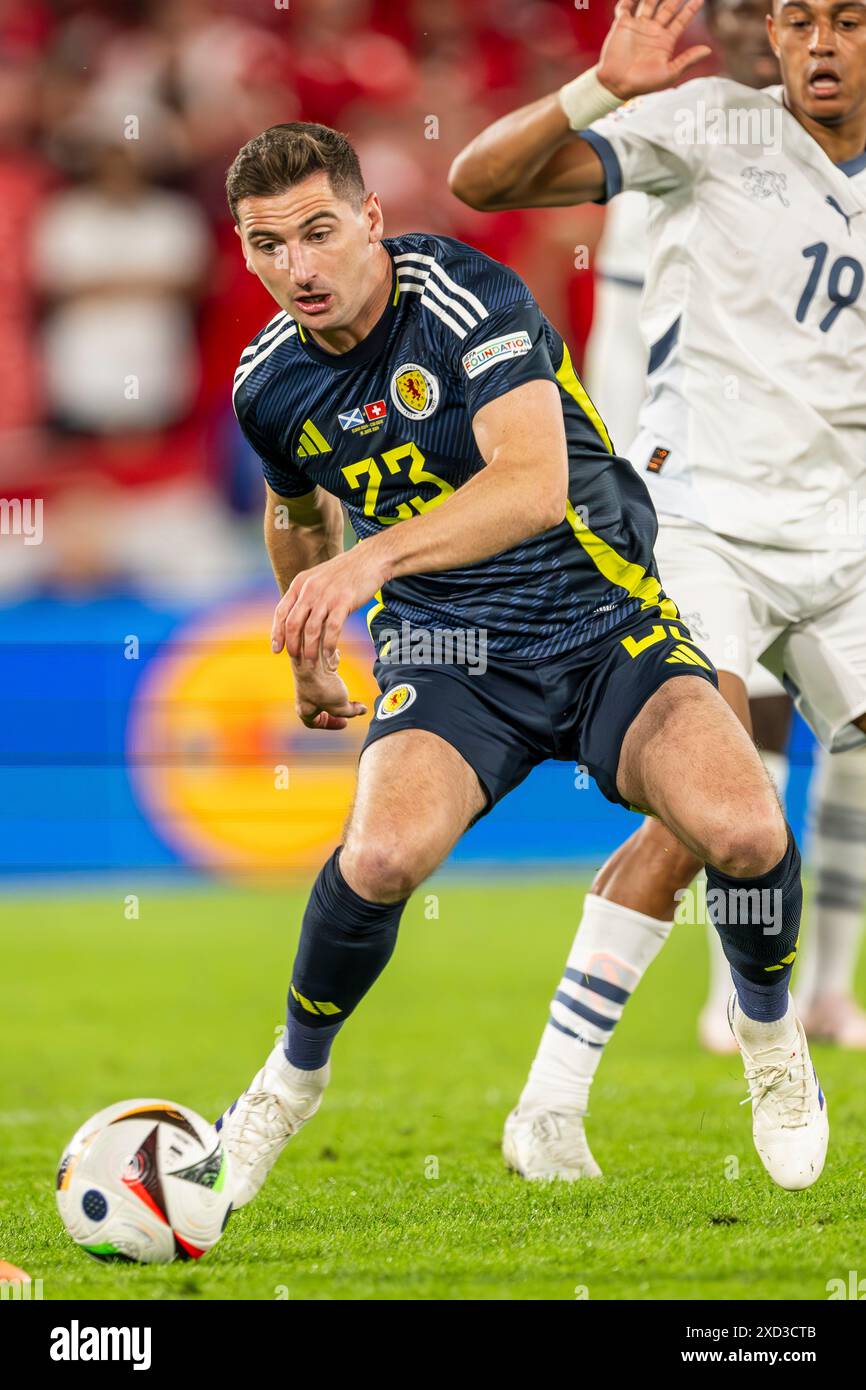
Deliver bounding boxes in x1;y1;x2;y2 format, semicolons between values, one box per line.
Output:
558;65;624;132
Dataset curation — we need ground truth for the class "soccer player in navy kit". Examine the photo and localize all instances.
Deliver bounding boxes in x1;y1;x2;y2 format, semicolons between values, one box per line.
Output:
218;121;825;1202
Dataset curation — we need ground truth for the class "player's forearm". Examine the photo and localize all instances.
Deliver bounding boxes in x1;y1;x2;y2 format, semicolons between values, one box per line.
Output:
449;69;619;210
371;454;567;584
264;496;344;595
448;94;576;210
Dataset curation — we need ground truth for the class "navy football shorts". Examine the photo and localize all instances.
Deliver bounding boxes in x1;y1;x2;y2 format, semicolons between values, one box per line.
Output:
360;609;718;814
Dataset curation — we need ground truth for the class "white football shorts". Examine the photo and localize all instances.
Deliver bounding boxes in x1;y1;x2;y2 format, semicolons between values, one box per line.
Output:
653;516;866;753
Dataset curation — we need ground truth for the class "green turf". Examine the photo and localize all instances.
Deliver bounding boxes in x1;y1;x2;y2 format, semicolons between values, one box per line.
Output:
1;878;864;1301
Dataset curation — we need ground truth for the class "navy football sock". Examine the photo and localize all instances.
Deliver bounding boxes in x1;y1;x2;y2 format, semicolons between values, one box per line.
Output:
729;968;790;1025
705;829;802;1023
284;848;407;1069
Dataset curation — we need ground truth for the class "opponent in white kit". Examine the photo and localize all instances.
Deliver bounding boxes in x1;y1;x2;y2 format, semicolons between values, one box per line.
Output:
584;0;866;1057
451;0;866;1179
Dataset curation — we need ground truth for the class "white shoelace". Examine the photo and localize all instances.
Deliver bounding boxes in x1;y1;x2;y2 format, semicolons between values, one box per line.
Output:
226;1091;294;1162
740;1056;812;1127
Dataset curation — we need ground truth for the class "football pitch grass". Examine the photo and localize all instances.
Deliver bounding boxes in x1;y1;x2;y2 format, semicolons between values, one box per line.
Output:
2;877;865;1302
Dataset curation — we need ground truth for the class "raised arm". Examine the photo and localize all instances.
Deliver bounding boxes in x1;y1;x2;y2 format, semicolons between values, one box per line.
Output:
448;0;709;211
448;93;608;211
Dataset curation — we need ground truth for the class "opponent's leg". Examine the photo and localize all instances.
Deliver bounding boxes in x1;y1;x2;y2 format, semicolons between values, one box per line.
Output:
504;872;674;1180
800;744;866;1047
509;671;746;1177
617;677;828;1191
220;730;485;1206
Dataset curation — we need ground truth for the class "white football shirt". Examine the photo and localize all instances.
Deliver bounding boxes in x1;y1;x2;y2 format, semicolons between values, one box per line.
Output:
582;191;649;448
584;78;866;550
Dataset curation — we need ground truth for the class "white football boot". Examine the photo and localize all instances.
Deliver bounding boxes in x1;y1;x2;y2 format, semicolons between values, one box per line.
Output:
729;994;829;1191
502;1106;603;1181
217;1035;330;1207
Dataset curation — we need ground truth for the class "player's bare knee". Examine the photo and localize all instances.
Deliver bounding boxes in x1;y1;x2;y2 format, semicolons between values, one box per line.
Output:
340;841;421;903
705;804;787;879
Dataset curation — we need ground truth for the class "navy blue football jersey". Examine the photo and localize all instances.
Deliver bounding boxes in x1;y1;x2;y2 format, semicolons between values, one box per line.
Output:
234;232;674;661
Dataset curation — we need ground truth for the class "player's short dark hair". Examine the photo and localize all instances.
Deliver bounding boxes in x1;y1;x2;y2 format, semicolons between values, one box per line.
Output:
226;122;365;221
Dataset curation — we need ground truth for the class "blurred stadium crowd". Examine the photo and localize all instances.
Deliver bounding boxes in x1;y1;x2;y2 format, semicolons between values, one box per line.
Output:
0;0;716;600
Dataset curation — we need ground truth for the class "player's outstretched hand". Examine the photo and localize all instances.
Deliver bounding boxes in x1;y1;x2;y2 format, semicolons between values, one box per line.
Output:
291;651;368;731
597;0;711;102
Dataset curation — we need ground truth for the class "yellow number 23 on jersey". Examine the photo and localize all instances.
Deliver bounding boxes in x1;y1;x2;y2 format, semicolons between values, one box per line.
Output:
342;442;453;526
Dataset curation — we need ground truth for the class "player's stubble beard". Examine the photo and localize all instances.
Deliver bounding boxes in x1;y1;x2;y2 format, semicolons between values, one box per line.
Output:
299;240;393;355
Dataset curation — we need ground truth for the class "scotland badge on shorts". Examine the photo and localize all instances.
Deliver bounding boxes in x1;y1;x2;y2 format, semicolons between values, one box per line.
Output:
377;684;417;719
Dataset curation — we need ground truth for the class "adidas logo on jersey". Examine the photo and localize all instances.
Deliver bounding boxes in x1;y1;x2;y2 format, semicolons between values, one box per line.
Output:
296;419;332;458
665;643;712;670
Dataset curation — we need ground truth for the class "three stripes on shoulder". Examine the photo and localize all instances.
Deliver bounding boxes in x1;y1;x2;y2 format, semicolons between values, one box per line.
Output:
392;251;488;340
233;309;297;402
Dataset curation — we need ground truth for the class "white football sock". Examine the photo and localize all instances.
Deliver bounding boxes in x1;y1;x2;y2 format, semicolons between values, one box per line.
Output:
800;744;866;1002
519;892;673;1115
732;991;797;1050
